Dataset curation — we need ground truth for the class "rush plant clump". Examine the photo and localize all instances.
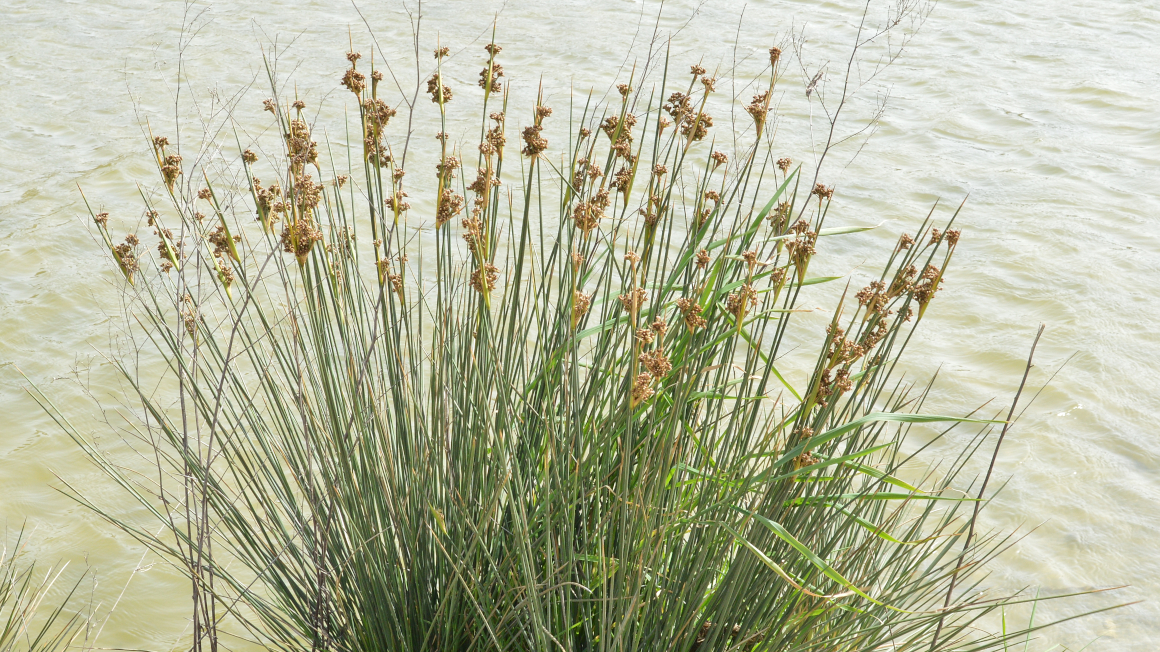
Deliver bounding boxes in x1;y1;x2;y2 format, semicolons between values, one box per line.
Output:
29;12;1115;652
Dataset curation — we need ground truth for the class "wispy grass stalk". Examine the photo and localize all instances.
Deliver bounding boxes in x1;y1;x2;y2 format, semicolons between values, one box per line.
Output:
0;532;84;652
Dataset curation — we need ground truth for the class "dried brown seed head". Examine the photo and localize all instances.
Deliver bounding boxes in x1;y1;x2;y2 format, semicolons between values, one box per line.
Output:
639;349;672;378
363;98;397;127
745;91;771;124
426;74;452;103
726;284;758;318
680;111;713;141
572;202;599;233
834;368;853;393
438;155;459;177
279;215;323;263
572;290;591;322
470;262;500;294
478;62;504;92
343;67;367;95
521;125;549;158
794;451;819;469
769;201;792;231
161;154;183;187
611;137;634;160
695;249;710;269
610;166;633;193
618;287;648;313
676;297;707;331
631;372;654;405
435;188;465;227
384;190;410;212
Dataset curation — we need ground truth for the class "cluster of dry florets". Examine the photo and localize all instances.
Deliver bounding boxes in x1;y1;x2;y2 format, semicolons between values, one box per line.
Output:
520;105;552;158
426;73;453;104
769;200;792;233
152;137;183;191
470;262;500;294
83;39;966;492
478;43;504;93
784;220;818;281
85;35;965;443
629;306;673;406
363;98;397;167
795;224;964;410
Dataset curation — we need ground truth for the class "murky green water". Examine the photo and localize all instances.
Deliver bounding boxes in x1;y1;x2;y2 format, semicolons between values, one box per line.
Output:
2;0;1157;648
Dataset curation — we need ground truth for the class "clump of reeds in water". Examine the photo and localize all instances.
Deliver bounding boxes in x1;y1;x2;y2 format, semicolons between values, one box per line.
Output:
39;35;1096;652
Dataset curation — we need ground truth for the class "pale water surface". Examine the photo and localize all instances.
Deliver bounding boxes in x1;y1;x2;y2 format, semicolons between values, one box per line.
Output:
1;0;1158;649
